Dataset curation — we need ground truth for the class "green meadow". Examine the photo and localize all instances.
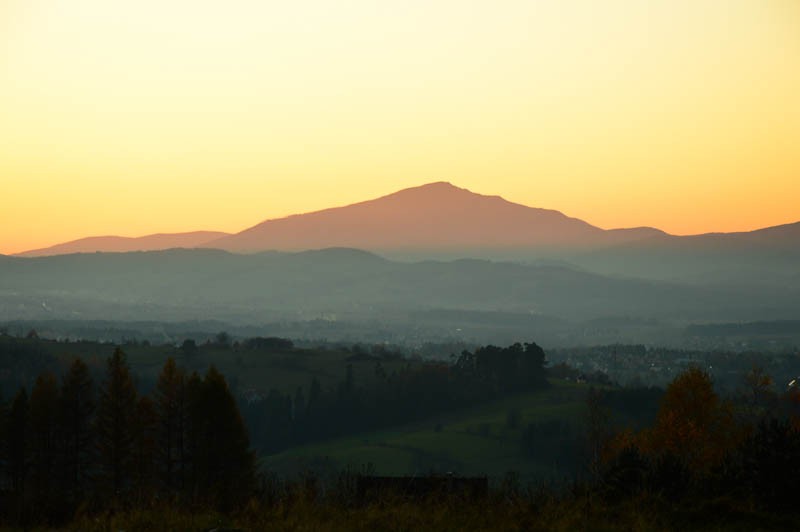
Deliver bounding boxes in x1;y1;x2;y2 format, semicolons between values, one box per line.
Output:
262;380;591;482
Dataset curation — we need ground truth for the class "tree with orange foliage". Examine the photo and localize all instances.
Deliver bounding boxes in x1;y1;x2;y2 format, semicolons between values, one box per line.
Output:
643;366;741;474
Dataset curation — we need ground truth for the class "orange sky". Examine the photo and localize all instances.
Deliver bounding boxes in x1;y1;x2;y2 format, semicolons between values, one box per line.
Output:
1;0;799;255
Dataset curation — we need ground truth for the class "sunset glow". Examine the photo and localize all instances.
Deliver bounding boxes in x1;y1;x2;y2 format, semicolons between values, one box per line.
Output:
2;0;799;254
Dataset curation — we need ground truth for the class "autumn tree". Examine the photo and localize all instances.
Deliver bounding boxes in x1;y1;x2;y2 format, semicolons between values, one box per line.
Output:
643;367;739;473
95;347;138;496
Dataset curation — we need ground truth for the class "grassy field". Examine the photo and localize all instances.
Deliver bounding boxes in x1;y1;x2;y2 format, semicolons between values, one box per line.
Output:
262;380;592;482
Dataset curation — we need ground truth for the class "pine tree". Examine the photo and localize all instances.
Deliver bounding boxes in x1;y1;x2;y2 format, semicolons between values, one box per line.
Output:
95;347;138;496
131;396;158;503
192;366;256;511
154;357;186;494
7;388;29;495
60;358;95;500
182;370;204;501
0;391;7;488
28;372;60;512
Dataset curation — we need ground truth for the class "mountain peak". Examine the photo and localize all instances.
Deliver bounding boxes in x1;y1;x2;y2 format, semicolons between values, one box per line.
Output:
383;181;471;198
418;181;457;189
209;181;605;252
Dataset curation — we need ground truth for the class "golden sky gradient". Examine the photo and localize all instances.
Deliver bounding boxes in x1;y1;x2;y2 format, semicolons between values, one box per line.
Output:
1;0;799;254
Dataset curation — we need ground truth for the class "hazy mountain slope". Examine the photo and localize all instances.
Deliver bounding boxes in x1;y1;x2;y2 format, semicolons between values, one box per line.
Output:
574;222;800;283
1;248;796;324
209;182;660;252
14;183;796;269
17;231;230;257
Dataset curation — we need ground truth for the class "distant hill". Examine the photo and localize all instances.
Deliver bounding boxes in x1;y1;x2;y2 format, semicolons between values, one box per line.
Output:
2;248;797;325
575;222;800;283
615;221;800;251
208;182;663;252
17;231;230;257
16;183;797;266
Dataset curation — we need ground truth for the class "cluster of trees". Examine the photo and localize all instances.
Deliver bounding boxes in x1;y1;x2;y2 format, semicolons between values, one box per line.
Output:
0;334;59;395
0;349;255;527
596;366;800;512
244;342;548;454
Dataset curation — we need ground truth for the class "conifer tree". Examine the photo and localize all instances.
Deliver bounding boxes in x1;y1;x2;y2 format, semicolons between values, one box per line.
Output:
0;391;7;487
155;357;186;494
95;347;138;496
28;372;60;511
60;358;95;499
7;388;29;494
131;396;158;502
192;366;255;511
183;370;204;500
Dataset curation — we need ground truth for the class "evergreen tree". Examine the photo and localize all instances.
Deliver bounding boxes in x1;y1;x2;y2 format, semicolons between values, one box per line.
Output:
7;388;29;495
183;370;204;501
131;396;158;503
155;357;186;494
60;358;95;500
28;372;60;512
95;347;138;496
523;342;548;387
0;391;7;488
192;366;255;511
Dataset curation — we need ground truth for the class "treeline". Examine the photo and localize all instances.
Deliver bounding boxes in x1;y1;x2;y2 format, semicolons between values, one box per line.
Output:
243;342;548;453
18;365;800;530
593;366;800;514
0;349;255;527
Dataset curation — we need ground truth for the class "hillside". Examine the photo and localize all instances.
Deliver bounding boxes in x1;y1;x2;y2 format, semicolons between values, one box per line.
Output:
2;248;798;328
575;222;800;283
17;231;229;257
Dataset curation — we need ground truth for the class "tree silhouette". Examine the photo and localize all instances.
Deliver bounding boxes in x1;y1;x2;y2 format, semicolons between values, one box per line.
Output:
60;357;95;500
737;365;777;427
155;357;186;495
215;331;231;348
95;347;138;496
585;387;612;481
28;372;60;513
7;388;29;494
192;366;255;511
131;396;158;503
180;339;198;358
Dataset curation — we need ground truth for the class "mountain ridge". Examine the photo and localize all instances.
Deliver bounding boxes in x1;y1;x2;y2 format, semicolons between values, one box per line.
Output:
17;231;230;257
15;182;799;257
207;181;663;252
